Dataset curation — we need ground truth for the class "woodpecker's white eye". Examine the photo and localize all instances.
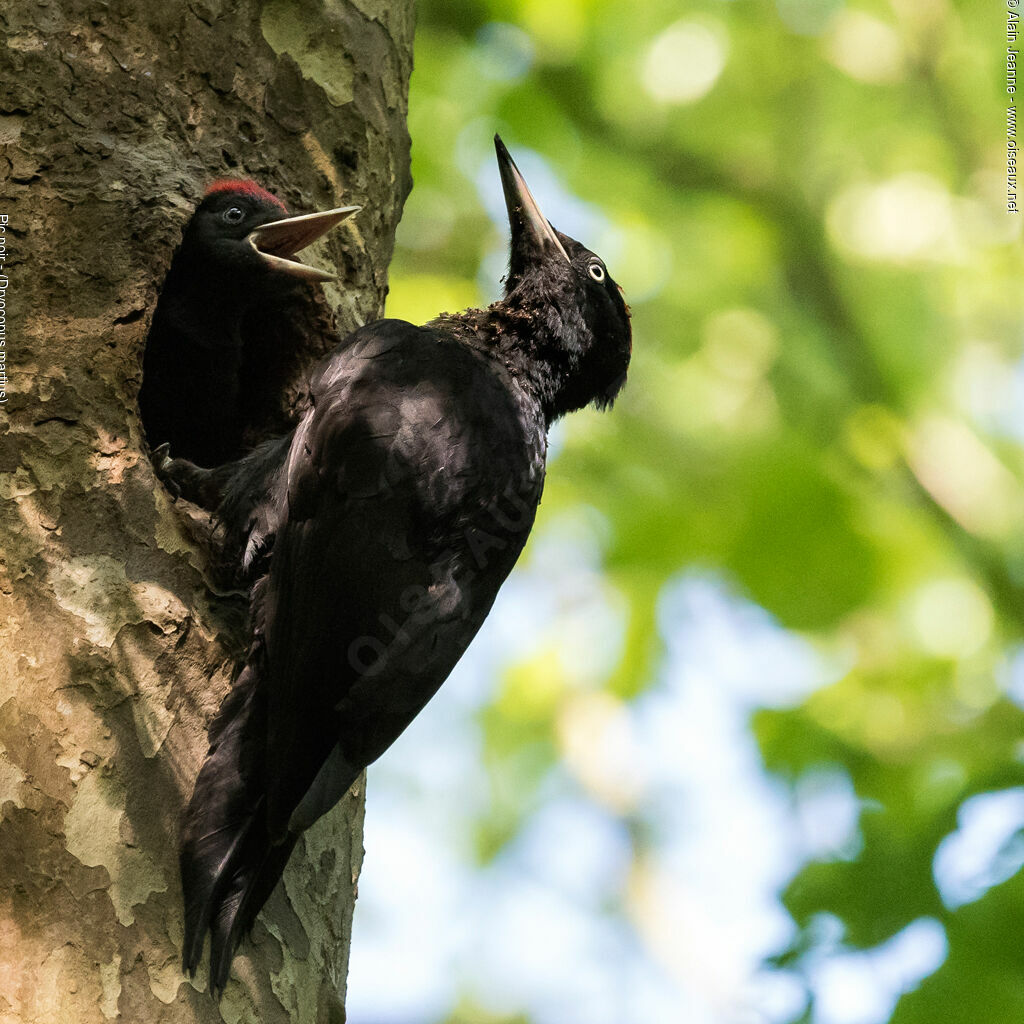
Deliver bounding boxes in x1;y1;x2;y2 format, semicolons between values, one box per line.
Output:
223;206;245;224
588;261;606;282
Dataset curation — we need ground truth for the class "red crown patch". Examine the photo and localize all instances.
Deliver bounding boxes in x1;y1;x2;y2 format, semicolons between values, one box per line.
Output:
204;179;288;212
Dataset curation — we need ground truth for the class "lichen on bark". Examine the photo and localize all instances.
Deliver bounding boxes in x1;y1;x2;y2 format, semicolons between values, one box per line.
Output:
0;1;414;1020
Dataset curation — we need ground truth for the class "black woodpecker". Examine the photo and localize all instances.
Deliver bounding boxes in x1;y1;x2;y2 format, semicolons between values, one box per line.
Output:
157;136;632;994
139;180;359;467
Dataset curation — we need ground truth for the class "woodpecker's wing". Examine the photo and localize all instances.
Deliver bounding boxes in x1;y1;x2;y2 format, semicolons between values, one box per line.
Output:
256;319;544;839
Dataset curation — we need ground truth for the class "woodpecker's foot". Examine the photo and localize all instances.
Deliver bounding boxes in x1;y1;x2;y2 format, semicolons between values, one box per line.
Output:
151;444;229;511
151;443;181;501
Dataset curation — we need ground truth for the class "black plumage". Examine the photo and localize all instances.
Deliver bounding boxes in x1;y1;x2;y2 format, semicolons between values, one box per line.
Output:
140;180;358;466
157;136;632;994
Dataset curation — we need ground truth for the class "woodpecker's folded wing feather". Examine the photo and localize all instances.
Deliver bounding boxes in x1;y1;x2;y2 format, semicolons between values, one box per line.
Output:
256;323;497;840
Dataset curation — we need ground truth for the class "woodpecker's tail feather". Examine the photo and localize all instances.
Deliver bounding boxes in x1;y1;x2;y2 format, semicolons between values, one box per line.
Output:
180;656;298;994
206;832;300;994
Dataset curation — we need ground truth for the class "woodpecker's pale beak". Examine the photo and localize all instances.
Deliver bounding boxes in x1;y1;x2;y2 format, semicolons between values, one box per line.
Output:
494;134;570;265
248;206;361;281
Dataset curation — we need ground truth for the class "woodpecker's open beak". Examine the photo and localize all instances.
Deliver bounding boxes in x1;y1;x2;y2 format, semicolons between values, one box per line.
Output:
248;206;360;281
494;134;570;265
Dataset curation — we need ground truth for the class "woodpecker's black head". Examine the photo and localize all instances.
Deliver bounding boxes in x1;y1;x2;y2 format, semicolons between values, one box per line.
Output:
494;136;631;415
179;180;359;292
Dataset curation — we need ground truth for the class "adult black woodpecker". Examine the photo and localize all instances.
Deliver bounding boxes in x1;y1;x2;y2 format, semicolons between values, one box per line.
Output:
139;180;359;467
160;136;632;994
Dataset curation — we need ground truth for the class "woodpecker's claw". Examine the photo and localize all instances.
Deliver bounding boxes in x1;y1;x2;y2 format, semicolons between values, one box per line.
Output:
151;443;181;501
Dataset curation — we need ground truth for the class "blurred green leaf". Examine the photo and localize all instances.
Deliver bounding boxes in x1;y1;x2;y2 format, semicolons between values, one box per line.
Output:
396;0;1024;1018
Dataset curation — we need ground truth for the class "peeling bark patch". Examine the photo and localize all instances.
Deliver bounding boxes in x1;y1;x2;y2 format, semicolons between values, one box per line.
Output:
0;700;74;806
0;467;36;500
348;0;394;22
301;130;344;197
0;745;27;818
261;0;355;107
63;770;167;926
49;554;188;650
50;555;142;648
0;114;25;146
146;954;183;1005
112;622;180;758
98;953;122;1019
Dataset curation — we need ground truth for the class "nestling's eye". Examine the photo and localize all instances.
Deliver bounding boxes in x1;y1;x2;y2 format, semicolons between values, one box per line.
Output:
588;262;606;283
223;207;245;224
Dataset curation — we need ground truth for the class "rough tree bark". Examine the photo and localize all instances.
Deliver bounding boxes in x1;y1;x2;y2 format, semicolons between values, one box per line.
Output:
0;1;413;1020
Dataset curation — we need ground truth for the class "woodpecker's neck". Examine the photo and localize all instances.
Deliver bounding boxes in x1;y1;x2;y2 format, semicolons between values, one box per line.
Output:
156;263;251;361
438;298;594;425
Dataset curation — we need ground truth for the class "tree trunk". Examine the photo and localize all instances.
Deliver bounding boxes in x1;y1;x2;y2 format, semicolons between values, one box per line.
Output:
0;1;413;1020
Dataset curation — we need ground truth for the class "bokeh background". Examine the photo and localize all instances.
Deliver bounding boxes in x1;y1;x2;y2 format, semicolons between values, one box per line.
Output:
345;1;1023;1021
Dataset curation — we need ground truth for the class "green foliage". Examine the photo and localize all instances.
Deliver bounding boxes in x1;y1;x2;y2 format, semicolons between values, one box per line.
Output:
394;0;1023;1019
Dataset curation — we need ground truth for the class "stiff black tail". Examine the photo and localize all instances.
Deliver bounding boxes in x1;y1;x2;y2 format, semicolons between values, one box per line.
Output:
179;659;298;995
204;828;299;994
